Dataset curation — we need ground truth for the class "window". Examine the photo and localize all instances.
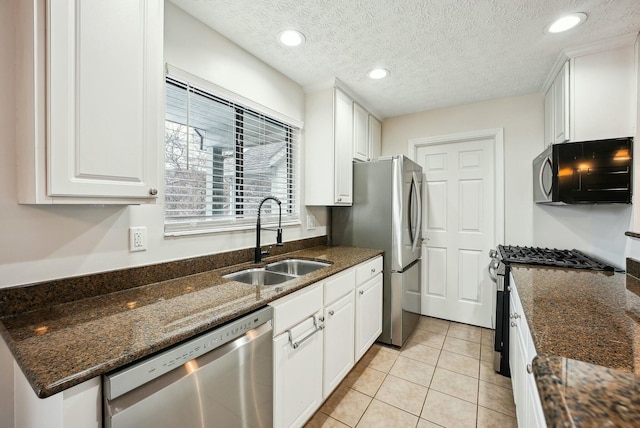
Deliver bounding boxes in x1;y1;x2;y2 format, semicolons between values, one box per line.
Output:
164;74;300;235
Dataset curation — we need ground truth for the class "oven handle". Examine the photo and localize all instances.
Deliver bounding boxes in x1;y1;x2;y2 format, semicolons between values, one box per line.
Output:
488;259;499;283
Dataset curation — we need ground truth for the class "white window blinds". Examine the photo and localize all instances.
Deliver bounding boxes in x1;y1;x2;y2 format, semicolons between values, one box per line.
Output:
164;74;300;235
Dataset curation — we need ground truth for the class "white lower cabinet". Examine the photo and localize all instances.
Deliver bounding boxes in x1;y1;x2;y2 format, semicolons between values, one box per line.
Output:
509;275;546;428
270;255;383;427
323;291;355;398
355;274;383;361
273;311;324;428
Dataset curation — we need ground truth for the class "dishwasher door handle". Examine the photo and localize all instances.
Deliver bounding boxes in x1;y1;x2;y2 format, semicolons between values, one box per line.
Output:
288;314;324;349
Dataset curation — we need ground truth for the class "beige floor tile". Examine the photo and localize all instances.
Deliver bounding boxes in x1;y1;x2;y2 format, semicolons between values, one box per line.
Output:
478;381;516;417
447;323;482;343
359;344;399;373
436;350;480;378
479;360;512;390
480;344;494;363
417;317;450;336
356;399;419;428
320;386;372;427
421;389;477;428
477;406;518;428
481;329;494;347
389;355;435;387
409;329;447;349
342;365;386;397
400;341;441;366
443;336;481;359
374;375;428;415
430;368;478;404
305;411;350;428
417;419;443;428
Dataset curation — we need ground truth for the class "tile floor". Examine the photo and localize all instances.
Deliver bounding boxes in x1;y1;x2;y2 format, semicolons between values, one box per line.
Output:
305;316;517;428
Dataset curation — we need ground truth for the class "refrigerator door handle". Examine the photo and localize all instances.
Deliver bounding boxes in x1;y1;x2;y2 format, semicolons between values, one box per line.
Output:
410;172;422;252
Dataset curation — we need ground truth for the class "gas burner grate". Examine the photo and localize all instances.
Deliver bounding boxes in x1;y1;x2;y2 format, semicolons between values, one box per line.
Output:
498;245;615;271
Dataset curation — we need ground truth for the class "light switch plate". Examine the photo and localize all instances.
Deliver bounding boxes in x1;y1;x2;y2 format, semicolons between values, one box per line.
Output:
307;213;316;230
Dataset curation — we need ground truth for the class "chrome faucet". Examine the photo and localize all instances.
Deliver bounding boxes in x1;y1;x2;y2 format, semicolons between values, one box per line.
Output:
255;196;283;263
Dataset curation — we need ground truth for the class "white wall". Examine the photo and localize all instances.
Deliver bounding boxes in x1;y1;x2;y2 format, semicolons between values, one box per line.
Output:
626;33;640;262
382;94;543;246
0;0;326;288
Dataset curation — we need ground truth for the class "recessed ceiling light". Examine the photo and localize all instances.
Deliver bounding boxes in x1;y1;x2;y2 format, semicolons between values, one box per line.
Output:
547;13;587;33
368;68;390;80
277;29;305;47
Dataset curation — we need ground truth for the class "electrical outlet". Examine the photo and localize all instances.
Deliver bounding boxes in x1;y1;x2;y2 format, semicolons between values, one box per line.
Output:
129;227;147;252
307;213;316;230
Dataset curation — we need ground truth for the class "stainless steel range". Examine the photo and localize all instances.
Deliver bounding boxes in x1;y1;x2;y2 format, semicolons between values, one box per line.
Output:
487;245;619;376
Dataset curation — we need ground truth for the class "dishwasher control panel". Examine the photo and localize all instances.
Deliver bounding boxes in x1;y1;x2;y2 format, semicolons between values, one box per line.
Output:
104;306;273;400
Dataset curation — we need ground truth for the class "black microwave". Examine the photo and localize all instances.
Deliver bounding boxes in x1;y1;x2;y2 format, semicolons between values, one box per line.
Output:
533;138;633;204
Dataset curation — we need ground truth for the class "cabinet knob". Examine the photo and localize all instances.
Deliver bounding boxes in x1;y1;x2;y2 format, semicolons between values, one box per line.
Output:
337;198;342;202
510;321;517;327
371;268;376;273
507;286;512;291
329;310;335;316
527;364;533;374
359;290;364;295
149;188;158;196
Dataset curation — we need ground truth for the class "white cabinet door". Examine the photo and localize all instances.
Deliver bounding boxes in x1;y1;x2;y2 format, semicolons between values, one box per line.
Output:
17;0;162;204
368;115;382;161
355;274;383;361
273;313;324;428
304;86;353;206
334;88;354;205
353;102;369;162
571;44;636;141
323;292;355;398
552;62;570;144
543;86;554;147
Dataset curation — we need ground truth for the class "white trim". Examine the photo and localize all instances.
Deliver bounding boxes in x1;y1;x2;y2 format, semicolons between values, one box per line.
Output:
408;128;505;246
166;64;304;129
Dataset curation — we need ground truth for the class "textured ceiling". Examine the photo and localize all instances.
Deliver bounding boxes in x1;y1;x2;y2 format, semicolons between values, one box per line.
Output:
170;0;640;118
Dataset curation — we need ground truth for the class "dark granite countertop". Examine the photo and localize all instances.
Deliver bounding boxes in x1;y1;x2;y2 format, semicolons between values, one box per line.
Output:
0;245;382;398
510;265;640;427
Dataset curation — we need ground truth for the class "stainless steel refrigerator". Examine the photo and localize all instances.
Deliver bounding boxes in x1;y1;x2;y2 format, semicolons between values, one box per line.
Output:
332;155;423;347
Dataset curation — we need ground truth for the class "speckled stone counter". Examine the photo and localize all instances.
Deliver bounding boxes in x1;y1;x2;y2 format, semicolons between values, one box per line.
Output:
0;245;382;398
510;265;640;427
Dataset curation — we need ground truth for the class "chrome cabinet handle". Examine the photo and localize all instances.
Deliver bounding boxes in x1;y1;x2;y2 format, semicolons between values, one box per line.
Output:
509;313;521;319
359;290;364;295
527;364;533;374
289;315;324;349
371;268;376;273
149;188;158;196
507;286;512;291
329;310;335;316
510;321;517;327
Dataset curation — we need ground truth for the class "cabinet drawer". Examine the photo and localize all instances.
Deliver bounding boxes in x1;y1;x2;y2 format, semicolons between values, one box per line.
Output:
356;256;383;284
324;269;356;305
270;283;323;337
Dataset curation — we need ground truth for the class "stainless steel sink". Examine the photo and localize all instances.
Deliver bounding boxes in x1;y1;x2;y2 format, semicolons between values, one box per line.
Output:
265;259;331;276
223;259;330;286
223;268;296;286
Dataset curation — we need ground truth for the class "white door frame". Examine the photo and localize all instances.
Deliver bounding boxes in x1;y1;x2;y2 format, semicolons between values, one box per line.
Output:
408;128;505;247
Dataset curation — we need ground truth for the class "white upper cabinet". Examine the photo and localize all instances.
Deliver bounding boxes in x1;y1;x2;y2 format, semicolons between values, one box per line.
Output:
544;43;636;146
368;115;382;161
353;102;369;162
305;87;353;206
17;0;163;204
570;44;636;142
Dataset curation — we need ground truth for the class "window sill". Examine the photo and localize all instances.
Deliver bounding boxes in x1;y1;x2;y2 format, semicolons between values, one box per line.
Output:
164;220;302;237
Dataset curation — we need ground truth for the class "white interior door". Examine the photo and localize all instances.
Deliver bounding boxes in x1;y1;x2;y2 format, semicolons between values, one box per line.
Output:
416;138;496;328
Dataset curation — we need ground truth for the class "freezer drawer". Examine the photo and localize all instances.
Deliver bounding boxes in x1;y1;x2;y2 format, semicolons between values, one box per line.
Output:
390;259;421;347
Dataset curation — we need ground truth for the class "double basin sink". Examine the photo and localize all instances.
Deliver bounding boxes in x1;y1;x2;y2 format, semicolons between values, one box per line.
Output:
223;259;331;286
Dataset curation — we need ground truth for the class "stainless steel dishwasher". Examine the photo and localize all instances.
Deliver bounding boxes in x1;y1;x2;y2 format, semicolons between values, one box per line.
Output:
103;306;273;428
